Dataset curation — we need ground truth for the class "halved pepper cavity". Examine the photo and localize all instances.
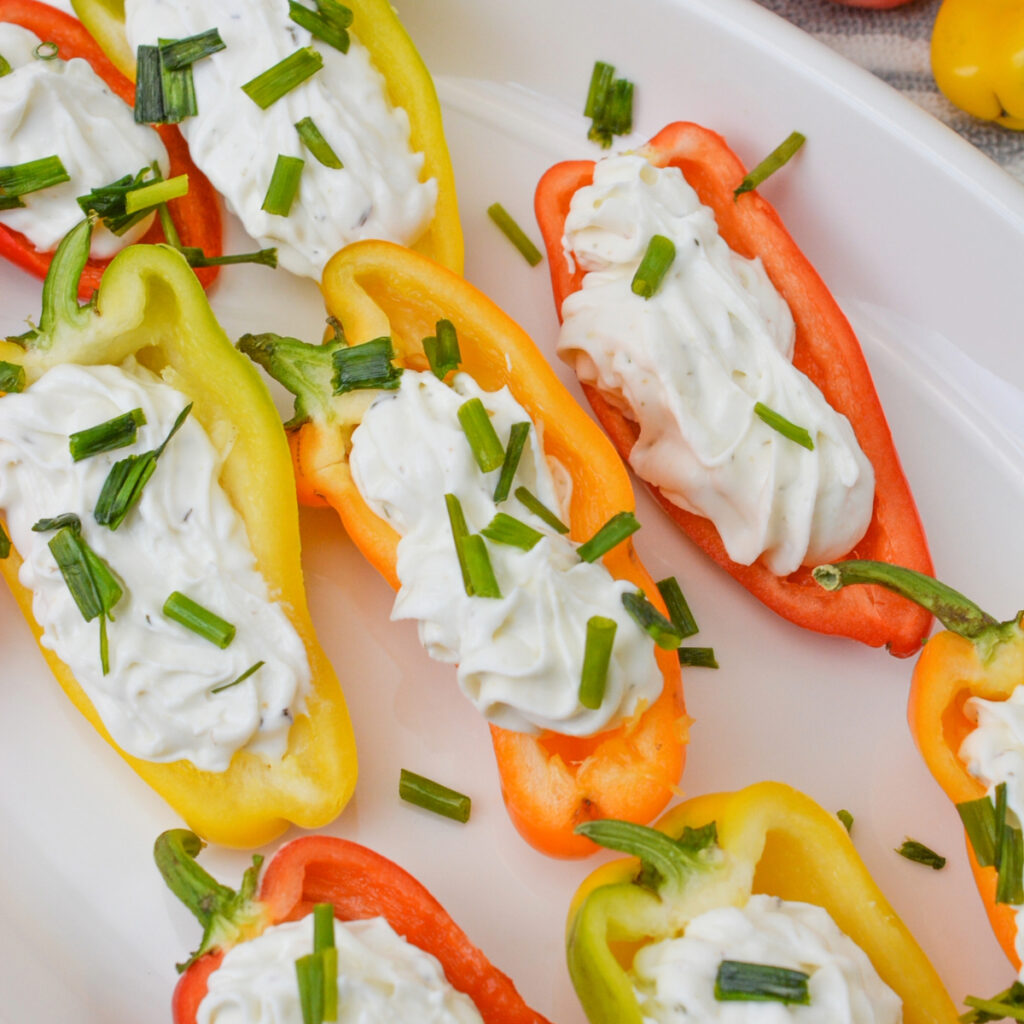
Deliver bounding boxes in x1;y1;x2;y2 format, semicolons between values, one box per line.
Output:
0;220;356;848
567;781;958;1024
534;121;933;656
238;238;687;859
815;559;1024;970
0;0;222;296
157;829;552;1024
69;0;464;274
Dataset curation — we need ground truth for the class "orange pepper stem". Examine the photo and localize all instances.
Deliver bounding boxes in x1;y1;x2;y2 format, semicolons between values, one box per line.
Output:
813;559;999;638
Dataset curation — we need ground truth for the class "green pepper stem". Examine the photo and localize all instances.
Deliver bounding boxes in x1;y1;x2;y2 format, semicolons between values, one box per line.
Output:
35;217;95;343
812;560;998;639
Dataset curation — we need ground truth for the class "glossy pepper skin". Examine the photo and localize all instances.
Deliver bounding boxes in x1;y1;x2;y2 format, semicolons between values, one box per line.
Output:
0;220;356;848
0;0;222;297
534;121;933;657
567;781;959;1024
156;830;553;1024
931;0;1024;130
239;239;688;859
815;559;1024;970
70;0;464;274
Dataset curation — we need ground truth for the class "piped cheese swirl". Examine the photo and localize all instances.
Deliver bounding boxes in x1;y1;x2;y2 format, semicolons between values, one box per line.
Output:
349;370;662;736
0;360;310;771
558;154;874;576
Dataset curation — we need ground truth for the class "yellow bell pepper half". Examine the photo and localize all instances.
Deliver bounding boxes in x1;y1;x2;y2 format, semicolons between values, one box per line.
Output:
0;222;357;849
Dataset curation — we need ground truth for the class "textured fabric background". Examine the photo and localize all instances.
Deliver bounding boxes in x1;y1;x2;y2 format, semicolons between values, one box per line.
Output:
754;0;1024;182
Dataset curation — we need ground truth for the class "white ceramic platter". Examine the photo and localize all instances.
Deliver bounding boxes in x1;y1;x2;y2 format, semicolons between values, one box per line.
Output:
2;0;1024;1018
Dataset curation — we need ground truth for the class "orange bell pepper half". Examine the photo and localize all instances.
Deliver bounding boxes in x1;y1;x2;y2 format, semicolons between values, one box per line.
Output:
534;122;933;657
815;558;1024;969
239;239;688;858
0;0;222;297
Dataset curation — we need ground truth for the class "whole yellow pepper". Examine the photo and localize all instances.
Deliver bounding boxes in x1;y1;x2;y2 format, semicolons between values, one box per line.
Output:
931;0;1024;129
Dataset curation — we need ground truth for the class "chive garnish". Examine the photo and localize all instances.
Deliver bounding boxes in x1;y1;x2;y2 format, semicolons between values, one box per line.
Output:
0;360;25;393
621;591;682;650
837;809;854;833
961;982;1024;1023
124;174;188;215
163;591;236;648
579;615;616;710
584;60;634;147
493;422;530;503
313;902;335;952
631;234;675;299
159;29;226;71
480;512;543;551
997;821;1024;905
577;510;640;563
461;534;501;598
321;946;338;1022
444;492;473;594
32;512;82;533
399;768;471;823
331;336;401;394
158;41;198;122
458;397;504;473
262;154;304;216
677;646;719;668
94;403;191;529
486;203;543;266
296;952;326;1024
422;318;460;380
0;522;10;559
513;486;568;534
734;131;806;199
0;155;70;208
753;402;815;451
134;45;166;123
295;116;343;169
656;576;698;640
583;61;614;121
78;166;161;235
242;47;323;109
896;838;946;870
48;525;123;674
69;407;146;462
210;660;264;694
958;794;998;868
33;41;58;60
714;960;810;1005
289;0;353;54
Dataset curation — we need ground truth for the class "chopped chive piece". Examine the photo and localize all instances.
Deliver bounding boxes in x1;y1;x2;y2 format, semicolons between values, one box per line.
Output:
606;78;633;135
997;822;1024;905
621;591;682;650
480;512;543;551
210;660;264;694
677;646;719;669
294;116;343;168
514;486;568;534
134;45;165;122
242;47;323;109
262;154;304;216
458;397;505;473
422;318;460;380
584;60;634;147
321;946;338;1022
0;55;11;77
486;203;542;266
0;155;70;202
0;360;25;393
493;422;530;503
579;615;616;710
69;407;146;461
995;780;1009;871
123;173;188;215
331;336;401;394
0;521;10;558
288;0;352;54
34;41;58;60
962;982;1024;1023
32;512;81;533
159;29;226;71
837;809;854;833
715;960;810;1004
444;492;473;594
313;902;334;952
163;591;236;648
158;40;198;122
896;838;946;870
577;510;640;563
399;768;471;823
734;131;806;199
179;245;279;268
94;403;191;529
296;951;325;1024
754;402;814;451
583;61;614;119
631;234;675;299
656;576;698;640
78;166;160;235
461;533;501;598
958;795;998;868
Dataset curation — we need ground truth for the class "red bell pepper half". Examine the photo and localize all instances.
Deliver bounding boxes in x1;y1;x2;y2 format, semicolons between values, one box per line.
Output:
534;121;933;657
156;830;553;1024
0;0;222;297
